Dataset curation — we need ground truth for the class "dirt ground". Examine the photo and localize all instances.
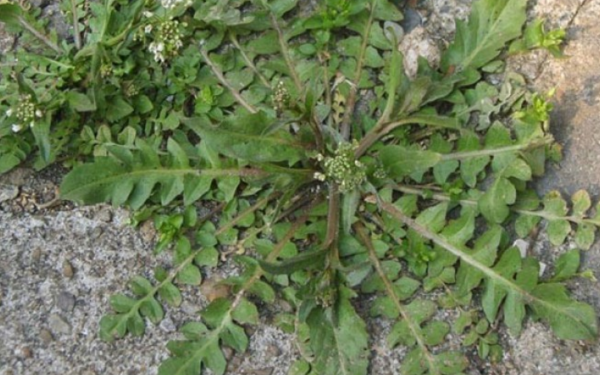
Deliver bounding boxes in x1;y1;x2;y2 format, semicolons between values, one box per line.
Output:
1;0;600;374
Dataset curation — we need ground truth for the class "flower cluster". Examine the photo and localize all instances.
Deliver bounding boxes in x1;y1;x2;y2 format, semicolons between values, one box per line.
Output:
147;19;185;64
5;94;43;133
272;81;290;113
314;141;366;192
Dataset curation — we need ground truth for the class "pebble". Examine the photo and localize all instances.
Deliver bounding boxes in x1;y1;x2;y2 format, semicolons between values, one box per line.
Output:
48;313;71;335
90;227;103;239
62;260;74;278
17;346;32;359
0;184;19;203
31;248;42;262
94;208;112;223
250;369;274;375
55;291;76;312
159;317;176;333
39;328;53;344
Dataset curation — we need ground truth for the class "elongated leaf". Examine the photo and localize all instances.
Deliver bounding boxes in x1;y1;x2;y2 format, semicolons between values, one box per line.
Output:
183;113;305;164
306;288;369;375
380;200;598;341
380;145;441;179
441;0;527;72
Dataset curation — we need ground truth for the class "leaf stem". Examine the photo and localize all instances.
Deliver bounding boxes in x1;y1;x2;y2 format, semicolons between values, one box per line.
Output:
18;16;61;54
269;13;302;92
440;136;554;161
199;47;258;114
229;32;271;89
355;223;441;375
70;0;82;49
340;0;376;141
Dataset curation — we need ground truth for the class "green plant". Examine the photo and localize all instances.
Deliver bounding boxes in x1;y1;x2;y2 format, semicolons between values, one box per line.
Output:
1;0;597;374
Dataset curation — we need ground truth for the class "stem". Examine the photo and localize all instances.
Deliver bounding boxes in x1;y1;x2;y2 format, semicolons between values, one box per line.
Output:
229;32;271;89
355;223;440;375
324;184;340;251
270;13;302;92
340;0;376;140
440;136;554;161
320;52;333;128
70;0;82;49
18;16;61;54
199;47;258;114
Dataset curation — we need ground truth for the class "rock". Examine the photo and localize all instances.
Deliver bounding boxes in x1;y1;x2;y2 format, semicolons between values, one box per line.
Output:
48;314;71;335
17;346;33;359
0;184;19;203
39;328;53;344
159;317;176;333
62;260;74;278
55;291;76;312
90;227;103;239
31;248;42;262
94;208;112;223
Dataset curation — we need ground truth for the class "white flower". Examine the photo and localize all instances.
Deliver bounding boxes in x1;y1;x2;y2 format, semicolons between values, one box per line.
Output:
5;108;12;117
143;11;153;18
313;172;326;181
30;121;35;128
145;25;153;34
11;123;22;132
35;109;43;118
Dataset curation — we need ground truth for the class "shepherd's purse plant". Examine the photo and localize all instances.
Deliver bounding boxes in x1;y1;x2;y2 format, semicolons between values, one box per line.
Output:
0;0;597;374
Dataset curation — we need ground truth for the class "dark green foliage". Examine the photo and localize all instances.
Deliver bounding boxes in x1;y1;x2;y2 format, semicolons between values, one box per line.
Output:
2;0;598;374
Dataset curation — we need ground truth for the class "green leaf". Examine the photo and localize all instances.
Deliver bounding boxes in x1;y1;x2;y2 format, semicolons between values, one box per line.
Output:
177;264;202;285
306;288;369;375
66;91;96;112
183;113;305;164
258;248;328;275
159;282;183;307
0;4;22;26
380;145;441;179
479;177;516;224
550;250;580;282
232;298;259;325
441;0;527;72
530;283;597;340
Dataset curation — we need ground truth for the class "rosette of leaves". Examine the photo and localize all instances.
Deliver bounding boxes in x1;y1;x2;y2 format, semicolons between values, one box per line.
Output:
2;0;598;374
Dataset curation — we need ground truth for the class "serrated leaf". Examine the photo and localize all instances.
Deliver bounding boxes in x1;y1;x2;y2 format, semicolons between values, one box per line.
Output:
441;0;527;72
380;145;441;179
306;288;369;375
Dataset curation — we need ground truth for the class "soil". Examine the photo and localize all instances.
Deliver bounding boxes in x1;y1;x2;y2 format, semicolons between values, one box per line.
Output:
1;1;600;374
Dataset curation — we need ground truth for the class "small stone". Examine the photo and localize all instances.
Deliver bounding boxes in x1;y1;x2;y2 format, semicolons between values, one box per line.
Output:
31;248;42;262
18;346;32;358
39;328;53;344
90;227;103;239
159;317;176;333
94;208;112;222
48;313;71;335
56;291;76;312
63;260;74;278
0;184;19;203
